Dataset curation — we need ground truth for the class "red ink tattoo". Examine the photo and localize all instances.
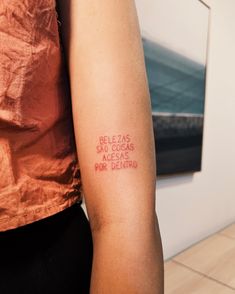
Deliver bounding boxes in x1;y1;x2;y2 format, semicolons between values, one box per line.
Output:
94;134;138;172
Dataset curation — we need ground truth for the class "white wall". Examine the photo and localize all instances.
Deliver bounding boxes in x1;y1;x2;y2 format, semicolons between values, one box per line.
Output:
135;0;209;65
157;0;235;260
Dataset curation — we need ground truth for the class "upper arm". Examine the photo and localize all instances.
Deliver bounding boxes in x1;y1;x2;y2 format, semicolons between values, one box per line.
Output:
56;0;156;231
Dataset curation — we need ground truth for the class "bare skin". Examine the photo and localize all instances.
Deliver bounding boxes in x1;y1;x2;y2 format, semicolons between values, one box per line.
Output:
56;1;164;293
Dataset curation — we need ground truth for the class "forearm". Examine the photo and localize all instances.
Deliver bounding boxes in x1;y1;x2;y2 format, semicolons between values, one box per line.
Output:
85;129;164;293
85;128;164;293
90;217;164;294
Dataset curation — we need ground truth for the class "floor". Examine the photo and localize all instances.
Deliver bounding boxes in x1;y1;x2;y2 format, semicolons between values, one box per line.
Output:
165;223;235;293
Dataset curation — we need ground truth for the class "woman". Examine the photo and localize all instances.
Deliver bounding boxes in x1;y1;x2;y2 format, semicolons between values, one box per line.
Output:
0;0;164;293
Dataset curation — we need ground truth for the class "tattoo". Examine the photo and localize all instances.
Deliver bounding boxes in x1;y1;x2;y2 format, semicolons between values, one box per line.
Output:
94;134;138;172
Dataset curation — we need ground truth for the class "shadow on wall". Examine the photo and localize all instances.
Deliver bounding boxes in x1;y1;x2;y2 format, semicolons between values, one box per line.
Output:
157;173;194;189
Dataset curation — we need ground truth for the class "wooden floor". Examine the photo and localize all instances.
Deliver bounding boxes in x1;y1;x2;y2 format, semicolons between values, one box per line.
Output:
165;223;235;293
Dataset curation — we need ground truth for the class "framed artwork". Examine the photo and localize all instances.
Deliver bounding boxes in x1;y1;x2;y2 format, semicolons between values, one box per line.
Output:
135;0;210;175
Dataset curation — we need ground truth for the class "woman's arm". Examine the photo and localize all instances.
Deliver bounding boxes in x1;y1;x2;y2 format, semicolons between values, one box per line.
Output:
56;0;164;292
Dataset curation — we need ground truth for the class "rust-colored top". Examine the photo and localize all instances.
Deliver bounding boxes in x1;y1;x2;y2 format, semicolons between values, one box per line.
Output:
0;0;82;232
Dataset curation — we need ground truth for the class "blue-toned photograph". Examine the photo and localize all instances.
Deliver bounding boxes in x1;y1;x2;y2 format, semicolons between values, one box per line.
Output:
135;0;210;174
